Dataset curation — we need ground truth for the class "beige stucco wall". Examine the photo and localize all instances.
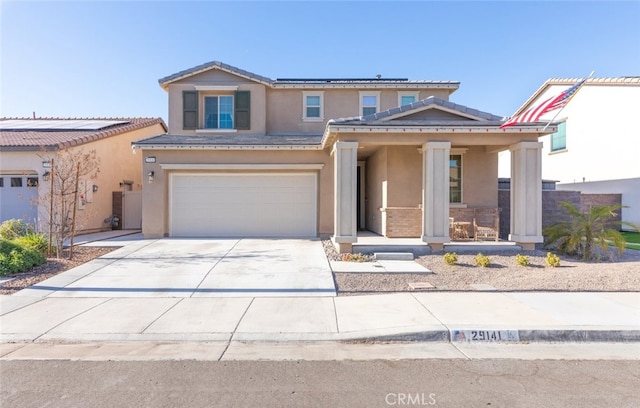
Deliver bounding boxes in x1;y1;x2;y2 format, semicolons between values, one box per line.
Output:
140;149;334;238
386;146;422;207
265;89;452;135
0;123;165;234
167;69;267;135
461;147;499;208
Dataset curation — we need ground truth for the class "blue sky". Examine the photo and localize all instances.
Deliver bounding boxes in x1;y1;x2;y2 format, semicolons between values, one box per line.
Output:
1;1;639;123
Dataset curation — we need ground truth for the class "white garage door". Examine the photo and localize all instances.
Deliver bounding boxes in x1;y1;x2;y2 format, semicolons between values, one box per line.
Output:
170;173;317;237
0;175;39;224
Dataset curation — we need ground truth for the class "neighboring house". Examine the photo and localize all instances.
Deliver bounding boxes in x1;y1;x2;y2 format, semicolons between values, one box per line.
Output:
0;117;167;233
133;61;553;252
508;77;640;229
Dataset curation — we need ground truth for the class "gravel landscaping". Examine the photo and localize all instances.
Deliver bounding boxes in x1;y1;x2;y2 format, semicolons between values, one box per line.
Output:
0;246;116;295
324;240;640;295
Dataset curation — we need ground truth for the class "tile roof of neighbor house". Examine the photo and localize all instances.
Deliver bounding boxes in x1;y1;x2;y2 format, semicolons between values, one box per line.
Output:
0;117;167;151
512;76;640;117
158;60;460;90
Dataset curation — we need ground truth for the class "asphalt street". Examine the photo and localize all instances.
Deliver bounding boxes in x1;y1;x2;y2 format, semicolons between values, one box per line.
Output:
2;359;639;407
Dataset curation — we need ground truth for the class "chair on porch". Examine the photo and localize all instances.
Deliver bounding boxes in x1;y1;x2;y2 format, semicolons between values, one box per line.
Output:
473;209;499;242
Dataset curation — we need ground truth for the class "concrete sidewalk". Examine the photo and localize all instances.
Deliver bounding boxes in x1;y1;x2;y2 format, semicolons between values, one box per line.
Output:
1;291;638;344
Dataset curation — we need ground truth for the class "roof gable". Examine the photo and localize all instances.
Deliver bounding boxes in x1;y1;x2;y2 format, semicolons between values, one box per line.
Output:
159;61;273;89
342;96;503;123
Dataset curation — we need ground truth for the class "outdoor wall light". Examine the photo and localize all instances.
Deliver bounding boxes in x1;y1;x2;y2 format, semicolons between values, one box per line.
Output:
42;171;51;181
148;171;155;183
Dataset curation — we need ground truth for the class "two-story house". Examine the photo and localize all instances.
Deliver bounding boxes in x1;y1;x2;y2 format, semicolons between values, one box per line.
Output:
506;77;640;229
133;61;554;252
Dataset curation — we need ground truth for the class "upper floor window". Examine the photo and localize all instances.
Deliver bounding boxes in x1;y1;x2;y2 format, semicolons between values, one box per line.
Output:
359;91;380;116
398;91;419;107
551;121;566;151
303;91;324;121
11;177;22;187
205;95;234;129
182;90;250;131
449;155;462;203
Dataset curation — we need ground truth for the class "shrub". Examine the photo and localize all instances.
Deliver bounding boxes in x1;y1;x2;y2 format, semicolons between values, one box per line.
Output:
475;252;490;267
0;219;34;240
341;253;367;262
0;238;46;276
443;252;458;265
515;254;530;267
546;252;561;268
14;233;48;256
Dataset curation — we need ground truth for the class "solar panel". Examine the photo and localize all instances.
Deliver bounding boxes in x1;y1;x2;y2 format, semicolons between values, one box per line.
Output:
0;119;130;130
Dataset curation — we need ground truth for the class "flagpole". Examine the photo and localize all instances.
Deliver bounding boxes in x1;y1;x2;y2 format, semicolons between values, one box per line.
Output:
541;71;595;132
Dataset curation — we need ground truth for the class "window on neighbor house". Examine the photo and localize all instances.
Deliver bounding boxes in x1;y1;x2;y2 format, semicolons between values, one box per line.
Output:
551;121;567;151
26;177;38;187
449;155;462;203
360;92;380;116
303;92;323;120
11;177;22;187
0;178;3;188
182;90;250;130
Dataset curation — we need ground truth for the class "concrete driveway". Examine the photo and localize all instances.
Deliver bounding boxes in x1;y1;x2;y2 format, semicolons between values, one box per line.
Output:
16;238;336;298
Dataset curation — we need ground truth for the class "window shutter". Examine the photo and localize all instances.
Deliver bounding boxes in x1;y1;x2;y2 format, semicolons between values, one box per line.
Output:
183;91;198;130
235;90;250;130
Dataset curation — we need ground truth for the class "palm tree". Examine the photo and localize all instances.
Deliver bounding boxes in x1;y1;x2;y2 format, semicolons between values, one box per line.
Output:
543;201;637;261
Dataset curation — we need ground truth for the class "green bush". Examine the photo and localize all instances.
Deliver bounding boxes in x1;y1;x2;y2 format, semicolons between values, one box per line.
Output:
546;252;561;268
0;238;46;276
0;219;34;240
475;253;491;267
14;233;48;256
443;252;458;265
515;254;530;267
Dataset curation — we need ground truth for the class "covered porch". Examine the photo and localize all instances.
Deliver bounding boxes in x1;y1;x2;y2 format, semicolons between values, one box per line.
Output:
322;98;553;253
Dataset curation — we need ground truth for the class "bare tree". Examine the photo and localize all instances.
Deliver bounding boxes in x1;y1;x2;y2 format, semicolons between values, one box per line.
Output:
39;148;100;259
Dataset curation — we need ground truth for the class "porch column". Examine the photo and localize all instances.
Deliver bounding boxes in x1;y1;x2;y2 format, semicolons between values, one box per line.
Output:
332;141;358;253
422;141;451;251
509;141;543;250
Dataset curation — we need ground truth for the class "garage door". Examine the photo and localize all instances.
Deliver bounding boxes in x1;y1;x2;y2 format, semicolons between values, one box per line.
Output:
169;173;317;237
0;174;39;224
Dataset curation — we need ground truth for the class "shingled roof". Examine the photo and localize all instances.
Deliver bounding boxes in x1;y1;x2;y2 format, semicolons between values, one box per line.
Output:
0;117;167;151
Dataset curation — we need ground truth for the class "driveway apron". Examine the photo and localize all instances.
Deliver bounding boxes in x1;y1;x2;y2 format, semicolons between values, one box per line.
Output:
24;238;336;298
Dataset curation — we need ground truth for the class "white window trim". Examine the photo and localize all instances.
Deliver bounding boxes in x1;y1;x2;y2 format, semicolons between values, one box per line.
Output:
302;91;324;122
398;91;420;107
359;91;380;116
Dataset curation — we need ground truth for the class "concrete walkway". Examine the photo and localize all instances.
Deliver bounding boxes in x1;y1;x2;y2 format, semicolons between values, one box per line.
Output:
0;232;638;346
1;291;638;344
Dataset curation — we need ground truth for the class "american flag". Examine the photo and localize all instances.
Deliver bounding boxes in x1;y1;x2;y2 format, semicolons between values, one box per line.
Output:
500;78;586;128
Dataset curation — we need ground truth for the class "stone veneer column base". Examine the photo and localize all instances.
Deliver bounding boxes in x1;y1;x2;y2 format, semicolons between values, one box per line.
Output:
332;240;353;254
